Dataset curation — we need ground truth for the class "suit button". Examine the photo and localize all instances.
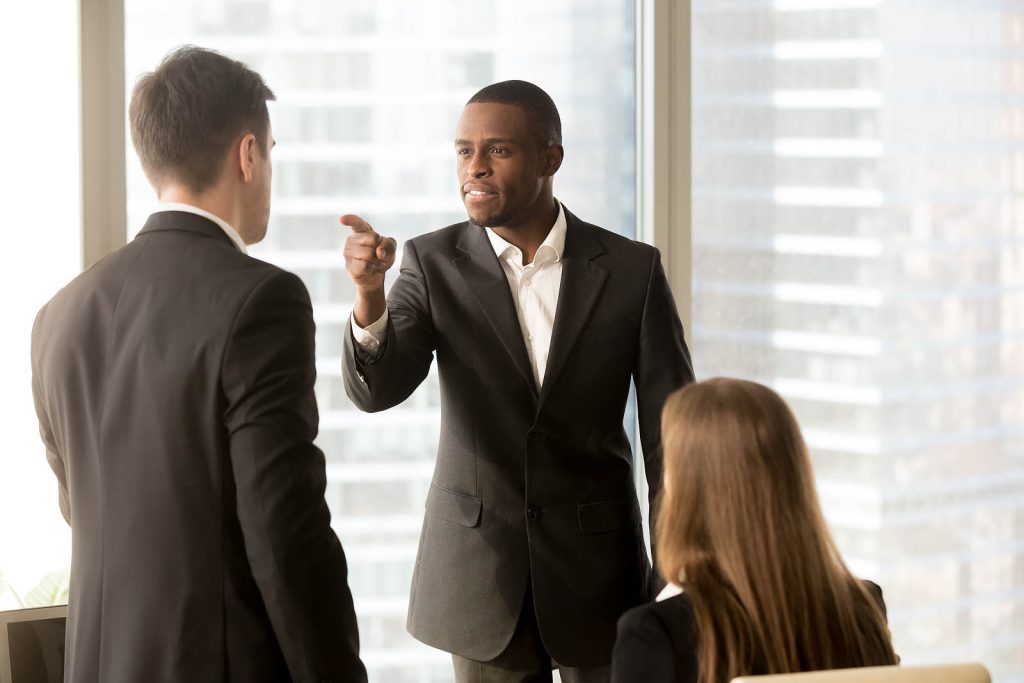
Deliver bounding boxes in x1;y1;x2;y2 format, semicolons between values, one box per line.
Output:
527;431;540;443
527;506;542;521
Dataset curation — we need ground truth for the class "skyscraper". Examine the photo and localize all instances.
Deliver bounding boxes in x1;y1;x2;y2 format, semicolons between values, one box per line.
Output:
692;2;1024;679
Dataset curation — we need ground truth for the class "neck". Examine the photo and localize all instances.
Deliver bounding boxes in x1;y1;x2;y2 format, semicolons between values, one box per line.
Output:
159;184;242;239
491;195;559;265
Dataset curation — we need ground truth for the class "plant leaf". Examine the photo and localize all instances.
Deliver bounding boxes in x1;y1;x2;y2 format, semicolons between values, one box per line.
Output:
0;569;25;610
24;568;70;608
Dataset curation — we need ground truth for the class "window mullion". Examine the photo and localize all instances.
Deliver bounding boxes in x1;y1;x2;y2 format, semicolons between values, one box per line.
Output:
80;0;127;269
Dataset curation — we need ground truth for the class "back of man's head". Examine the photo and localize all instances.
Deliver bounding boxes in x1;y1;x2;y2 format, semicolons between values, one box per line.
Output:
467;80;562;148
129;46;276;195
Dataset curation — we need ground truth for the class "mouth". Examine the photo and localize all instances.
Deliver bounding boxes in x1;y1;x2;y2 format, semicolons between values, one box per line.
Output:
463;187;498;203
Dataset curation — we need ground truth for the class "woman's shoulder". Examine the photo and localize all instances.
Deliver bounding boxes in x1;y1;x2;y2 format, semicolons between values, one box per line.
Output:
861;578;882;599
614;594;699;683
617;592;698;642
859;578;887;618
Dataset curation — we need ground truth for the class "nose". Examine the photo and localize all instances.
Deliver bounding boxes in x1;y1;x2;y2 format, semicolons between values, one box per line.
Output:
465;152;491;179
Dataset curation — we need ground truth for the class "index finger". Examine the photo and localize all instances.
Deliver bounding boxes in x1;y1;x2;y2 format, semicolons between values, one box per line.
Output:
339;214;374;234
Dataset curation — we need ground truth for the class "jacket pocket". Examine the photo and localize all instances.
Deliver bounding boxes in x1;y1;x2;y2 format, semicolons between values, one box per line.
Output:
425;484;482;528
577;497;635;534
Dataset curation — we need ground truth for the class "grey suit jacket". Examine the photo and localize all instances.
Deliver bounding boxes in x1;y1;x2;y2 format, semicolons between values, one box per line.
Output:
31;211;366;683
342;207;695;666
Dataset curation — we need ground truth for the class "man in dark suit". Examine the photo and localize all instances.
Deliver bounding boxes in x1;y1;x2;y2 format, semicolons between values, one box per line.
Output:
31;47;366;682
340;80;695;682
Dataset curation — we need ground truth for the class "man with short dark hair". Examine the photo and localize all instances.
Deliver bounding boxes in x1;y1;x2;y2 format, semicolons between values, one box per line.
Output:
31;46;366;683
341;80;695;682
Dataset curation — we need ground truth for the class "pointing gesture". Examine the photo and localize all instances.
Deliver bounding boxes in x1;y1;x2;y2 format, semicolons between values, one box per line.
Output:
340;214;397;327
341;214;398;291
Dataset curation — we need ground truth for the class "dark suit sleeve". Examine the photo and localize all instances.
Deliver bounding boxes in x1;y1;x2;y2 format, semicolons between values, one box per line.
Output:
31;360;70;525
612;605;680;683
342;239;436;412
633;250;695;565
222;270;367;683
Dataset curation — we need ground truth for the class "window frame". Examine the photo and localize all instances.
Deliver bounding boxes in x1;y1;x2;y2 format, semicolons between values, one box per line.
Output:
80;0;694;326
77;0;694;667
80;3;692;565
80;0;128;269
637;0;693;339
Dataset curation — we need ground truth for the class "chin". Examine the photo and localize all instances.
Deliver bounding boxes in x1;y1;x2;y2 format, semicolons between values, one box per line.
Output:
465;206;514;229
466;211;490;227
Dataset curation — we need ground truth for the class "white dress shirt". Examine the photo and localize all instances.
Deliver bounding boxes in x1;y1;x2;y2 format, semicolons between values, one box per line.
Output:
153;201;248;253
352;202;568;388
656;583;684;602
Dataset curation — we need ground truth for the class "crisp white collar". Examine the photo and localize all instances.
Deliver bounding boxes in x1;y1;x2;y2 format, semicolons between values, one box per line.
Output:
485;200;567;265
656;583;684;602
153;202;248;254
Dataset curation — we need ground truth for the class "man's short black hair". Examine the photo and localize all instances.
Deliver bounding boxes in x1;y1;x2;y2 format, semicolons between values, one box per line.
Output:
467;80;562;147
129;46;276;193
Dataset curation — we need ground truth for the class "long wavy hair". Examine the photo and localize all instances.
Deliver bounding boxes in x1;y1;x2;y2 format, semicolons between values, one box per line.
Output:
655;378;897;683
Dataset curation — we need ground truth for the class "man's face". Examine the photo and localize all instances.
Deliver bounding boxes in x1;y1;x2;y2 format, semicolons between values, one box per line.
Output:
455;102;547;229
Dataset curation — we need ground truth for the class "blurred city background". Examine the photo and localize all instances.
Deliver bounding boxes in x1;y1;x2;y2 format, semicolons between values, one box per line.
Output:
0;1;1021;681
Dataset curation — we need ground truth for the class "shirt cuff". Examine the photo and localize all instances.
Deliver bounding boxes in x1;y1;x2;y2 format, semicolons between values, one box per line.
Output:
351;309;389;354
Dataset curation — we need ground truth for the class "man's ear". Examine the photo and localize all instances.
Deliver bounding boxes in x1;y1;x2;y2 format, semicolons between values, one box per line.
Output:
541;144;564;177
238;133;258;183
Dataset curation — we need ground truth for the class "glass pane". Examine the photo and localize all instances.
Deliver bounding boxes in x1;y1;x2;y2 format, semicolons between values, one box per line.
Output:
124;2;635;678
692;3;1024;680
0;3;79;609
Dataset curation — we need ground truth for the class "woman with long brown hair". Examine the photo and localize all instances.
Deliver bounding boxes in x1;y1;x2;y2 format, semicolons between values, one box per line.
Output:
611;378;897;682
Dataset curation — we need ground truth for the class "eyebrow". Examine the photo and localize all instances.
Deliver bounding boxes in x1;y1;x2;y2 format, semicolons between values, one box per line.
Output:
454;138;519;146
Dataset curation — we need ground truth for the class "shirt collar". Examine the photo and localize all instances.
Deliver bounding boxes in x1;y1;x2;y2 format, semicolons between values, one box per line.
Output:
153;202;248;254
656;582;684;602
485;201;567;266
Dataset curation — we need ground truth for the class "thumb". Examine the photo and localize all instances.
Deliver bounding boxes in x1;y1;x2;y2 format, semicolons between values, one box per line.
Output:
377;237;397;262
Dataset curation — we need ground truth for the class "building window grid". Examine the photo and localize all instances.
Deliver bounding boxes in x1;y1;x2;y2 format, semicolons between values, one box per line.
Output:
15;1;1015;680
693;1;1024;679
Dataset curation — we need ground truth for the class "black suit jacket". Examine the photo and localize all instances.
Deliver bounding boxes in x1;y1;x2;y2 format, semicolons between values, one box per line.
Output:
342;207;695;666
31;212;366;683
611;582;888;683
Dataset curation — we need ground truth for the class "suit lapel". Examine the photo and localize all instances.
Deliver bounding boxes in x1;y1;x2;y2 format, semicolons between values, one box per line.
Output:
453;223;538;396
539;213;608;407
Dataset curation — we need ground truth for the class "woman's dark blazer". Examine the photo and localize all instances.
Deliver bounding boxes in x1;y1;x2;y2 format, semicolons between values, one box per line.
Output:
611;581;887;683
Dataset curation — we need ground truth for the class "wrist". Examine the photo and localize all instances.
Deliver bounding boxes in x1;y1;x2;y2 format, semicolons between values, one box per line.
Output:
353;287;386;328
356;283;385;299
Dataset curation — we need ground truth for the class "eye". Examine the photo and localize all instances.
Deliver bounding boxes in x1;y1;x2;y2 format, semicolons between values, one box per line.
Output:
456;147;472;156
490;146;509;155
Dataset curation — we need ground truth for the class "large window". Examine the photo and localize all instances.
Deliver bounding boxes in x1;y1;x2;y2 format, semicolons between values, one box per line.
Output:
14;2;1021;681
0;2;79;612
124;1;636;678
691;2;1024;680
